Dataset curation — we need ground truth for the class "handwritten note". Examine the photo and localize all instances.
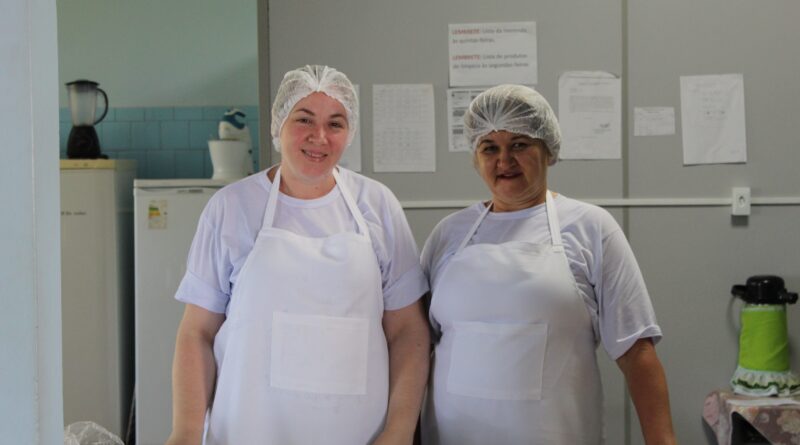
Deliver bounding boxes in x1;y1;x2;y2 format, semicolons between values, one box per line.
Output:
558;71;621;160
680;74;747;165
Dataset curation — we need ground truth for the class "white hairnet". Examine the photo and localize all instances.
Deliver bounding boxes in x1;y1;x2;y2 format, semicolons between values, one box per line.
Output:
271;65;359;152
464;84;561;165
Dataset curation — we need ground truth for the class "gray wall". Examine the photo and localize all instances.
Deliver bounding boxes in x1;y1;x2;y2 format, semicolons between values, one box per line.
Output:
263;0;800;443
266;0;624;203
626;1;800;443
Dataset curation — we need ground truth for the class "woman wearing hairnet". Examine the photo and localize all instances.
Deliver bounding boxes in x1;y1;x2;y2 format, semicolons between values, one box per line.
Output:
166;65;430;445
420;85;675;444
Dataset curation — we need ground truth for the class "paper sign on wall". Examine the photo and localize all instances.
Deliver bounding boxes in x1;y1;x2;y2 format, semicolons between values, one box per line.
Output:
447;88;485;152
558;71;621;160
372;84;436;173
449;21;537;87
634;107;676;136
680;74;747;165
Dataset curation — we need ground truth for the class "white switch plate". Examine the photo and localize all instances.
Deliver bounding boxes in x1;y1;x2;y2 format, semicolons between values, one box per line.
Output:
732;187;751;216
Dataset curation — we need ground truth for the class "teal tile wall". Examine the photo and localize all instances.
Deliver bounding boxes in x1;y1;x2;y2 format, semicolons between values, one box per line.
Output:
59;106;260;179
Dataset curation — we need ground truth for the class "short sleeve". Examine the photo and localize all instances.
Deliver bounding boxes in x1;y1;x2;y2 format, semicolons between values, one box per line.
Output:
420;222;441;280
597;227;662;360
174;198;231;314
375;192;429;311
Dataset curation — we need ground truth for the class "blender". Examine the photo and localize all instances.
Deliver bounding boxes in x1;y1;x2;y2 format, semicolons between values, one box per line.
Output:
66;79;109;159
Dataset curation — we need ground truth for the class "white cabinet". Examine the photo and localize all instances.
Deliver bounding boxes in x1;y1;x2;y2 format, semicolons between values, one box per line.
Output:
60;159;135;438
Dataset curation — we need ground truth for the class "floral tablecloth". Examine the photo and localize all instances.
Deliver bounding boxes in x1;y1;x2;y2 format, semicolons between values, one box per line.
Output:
703;389;800;445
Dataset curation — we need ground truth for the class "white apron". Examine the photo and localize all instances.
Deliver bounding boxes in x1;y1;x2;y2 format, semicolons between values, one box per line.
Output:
205;167;389;444
421;192;603;445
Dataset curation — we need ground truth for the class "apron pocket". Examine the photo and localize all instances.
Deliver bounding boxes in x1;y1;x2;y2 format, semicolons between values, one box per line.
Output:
447;321;547;400
270;312;369;395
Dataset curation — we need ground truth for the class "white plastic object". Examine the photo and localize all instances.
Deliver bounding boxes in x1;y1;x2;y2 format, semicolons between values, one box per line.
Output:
218;108;252;146
63;421;123;445
732;187;751;216
209;139;251;181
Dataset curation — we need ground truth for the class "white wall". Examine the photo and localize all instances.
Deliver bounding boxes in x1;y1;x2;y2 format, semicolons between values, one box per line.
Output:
57;0;258;107
0;0;63;442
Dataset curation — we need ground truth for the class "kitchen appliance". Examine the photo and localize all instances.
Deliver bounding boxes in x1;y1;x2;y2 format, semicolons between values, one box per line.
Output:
208;108;254;180
60;159;136;438
730;275;799;396
66;79;109;159
133;178;229;445
209;139;251;180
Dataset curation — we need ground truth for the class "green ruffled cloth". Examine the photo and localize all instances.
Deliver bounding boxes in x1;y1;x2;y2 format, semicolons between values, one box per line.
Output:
731;304;800;396
731;366;800;396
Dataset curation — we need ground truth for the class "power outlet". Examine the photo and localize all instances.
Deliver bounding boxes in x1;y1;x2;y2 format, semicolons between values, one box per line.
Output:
732;187;751;216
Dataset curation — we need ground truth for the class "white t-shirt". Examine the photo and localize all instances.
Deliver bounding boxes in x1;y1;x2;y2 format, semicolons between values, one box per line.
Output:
175;167;429;315
421;194;662;360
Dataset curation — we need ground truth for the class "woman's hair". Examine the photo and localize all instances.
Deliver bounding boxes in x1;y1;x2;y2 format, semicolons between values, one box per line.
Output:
464;84;561;165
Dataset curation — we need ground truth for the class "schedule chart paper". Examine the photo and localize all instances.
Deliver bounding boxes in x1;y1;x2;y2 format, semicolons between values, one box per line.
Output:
372;84;436;173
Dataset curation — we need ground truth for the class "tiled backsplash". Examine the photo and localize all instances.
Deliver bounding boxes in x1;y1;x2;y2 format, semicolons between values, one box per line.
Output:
59;106;260;179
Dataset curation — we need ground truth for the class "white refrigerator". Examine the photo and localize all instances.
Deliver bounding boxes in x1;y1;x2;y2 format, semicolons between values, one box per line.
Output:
133;179;228;445
60;159;136;438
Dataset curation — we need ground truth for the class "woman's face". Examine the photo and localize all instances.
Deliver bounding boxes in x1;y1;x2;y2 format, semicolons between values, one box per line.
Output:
473;131;550;212
279;92;349;188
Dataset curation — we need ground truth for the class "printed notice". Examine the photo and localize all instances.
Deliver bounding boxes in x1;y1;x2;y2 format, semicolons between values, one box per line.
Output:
449;21;537;87
338;84;362;171
558;71;622;160
447;88;485;152
680;74;746;165
372;84;436;173
634;107;676;136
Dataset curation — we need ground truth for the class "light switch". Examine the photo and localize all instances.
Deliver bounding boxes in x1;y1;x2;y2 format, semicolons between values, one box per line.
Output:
732;187;751;216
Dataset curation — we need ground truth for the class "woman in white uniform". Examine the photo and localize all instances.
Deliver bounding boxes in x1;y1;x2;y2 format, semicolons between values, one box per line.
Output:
420;85;676;444
166;65;430;445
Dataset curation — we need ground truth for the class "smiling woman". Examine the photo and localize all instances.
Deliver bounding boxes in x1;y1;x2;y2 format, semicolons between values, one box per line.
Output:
420;84;676;445
167;65;431;445
473;132;550;212
274;92;350;198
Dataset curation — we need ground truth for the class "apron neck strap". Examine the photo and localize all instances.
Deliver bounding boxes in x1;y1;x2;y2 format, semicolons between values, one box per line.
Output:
263;166;282;228
262;166;370;237
455;190;563;254
456;201;493;253
545;191;564;251
332;168;370;236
